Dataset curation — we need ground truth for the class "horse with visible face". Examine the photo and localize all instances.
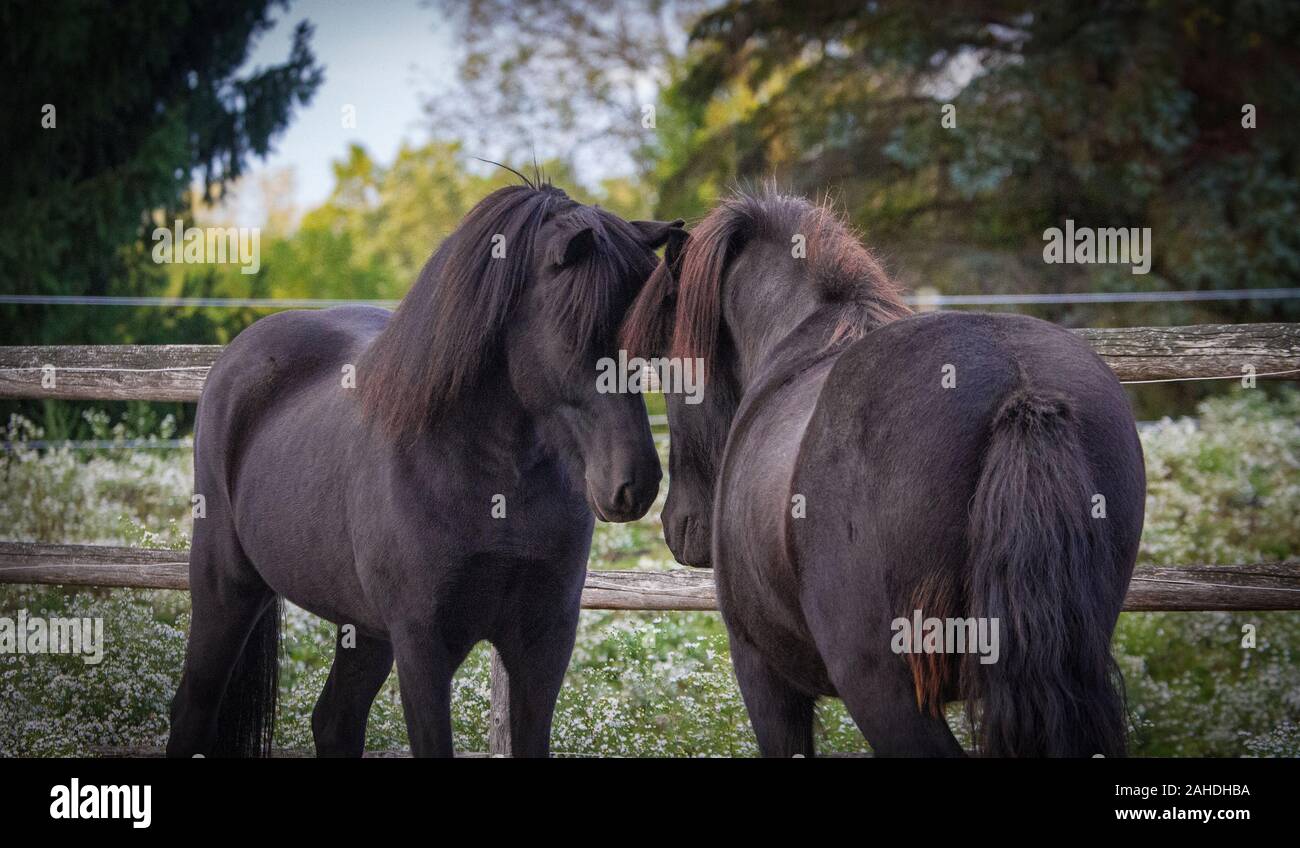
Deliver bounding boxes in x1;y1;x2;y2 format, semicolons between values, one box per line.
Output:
168;183;680;757
622;190;1145;756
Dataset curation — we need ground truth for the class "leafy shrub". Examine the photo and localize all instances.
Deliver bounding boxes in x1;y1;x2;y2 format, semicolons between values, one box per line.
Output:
0;586;186;757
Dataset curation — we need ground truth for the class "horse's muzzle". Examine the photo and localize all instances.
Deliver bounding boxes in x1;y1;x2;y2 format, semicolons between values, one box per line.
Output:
666;513;711;568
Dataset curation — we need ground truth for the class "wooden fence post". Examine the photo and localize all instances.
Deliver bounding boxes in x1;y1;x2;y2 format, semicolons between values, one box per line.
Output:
488;648;511;756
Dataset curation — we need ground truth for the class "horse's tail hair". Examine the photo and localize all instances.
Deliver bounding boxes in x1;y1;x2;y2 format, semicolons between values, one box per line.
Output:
213;598;282;757
961;389;1128;757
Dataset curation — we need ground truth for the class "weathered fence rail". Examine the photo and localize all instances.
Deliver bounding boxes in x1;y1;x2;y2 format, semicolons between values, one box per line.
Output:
0;344;217;402
2;542;1298;611
3;323;1299;756
2;323;1298;401
1073;323;1300;381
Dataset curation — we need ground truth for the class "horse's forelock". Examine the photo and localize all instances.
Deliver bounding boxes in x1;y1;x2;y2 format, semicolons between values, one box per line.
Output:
619;258;678;358
669;206;744;367
548;207;659;356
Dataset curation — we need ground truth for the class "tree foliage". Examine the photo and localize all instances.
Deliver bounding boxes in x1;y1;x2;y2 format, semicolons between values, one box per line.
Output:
200;140;654;309
0;0;323;344
424;0;709;182
654;0;1300;322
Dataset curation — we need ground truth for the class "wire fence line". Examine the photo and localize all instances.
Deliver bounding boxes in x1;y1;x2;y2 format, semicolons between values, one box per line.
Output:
0;439;192;452
0;295;398;309
2;288;1298;310
915;288;1300;305
1;435;675;452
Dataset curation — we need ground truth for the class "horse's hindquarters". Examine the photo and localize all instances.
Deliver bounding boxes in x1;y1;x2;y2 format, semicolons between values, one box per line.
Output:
788;311;1145;754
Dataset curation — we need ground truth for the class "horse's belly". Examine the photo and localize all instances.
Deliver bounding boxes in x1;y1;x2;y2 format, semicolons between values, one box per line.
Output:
236;509;373;628
715;464;833;694
228;396;380;628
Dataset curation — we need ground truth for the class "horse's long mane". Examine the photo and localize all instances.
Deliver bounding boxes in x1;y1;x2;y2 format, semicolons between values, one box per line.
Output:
360;183;654;439
621;187;911;367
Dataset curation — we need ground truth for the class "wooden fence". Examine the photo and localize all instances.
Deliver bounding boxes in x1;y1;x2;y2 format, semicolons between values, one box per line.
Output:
2;322;1300;755
2;541;1299;613
2;323;1299;401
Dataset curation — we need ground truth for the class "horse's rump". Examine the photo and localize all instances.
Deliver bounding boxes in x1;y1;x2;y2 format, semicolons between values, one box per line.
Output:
791;311;1143;753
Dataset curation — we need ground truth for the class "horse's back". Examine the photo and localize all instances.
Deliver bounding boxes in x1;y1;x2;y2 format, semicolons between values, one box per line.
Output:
198;305;386;425
203;305;387;404
193;306;389;504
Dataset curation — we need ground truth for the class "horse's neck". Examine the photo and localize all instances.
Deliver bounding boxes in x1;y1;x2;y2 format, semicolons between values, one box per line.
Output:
729;307;848;421
725;265;823;393
731;302;846;397
423;371;543;475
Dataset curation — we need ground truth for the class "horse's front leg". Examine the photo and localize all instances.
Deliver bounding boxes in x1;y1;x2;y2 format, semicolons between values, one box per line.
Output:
491;617;578;757
390;622;468;758
491;564;582;758
730;635;817;758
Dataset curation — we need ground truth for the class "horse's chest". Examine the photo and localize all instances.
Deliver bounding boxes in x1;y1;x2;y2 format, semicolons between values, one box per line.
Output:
417;479;592;561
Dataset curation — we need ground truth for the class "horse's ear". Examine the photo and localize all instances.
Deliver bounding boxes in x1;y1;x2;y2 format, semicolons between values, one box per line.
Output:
664;226;689;277
548;225;596;267
631;218;686;249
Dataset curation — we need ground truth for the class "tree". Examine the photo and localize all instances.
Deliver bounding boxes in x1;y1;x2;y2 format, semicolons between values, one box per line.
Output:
0;0;323;345
655;0;1300;323
208;140;656;307
424;0;708;185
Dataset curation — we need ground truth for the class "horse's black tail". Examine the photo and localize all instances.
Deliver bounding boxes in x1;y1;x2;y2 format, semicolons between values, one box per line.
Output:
962;389;1127;757
213;598;282;758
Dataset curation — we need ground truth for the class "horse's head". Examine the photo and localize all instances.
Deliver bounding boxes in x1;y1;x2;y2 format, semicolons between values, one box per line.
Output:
619;224;735;567
361;183;682;522
508;200;682;521
620;189;910;565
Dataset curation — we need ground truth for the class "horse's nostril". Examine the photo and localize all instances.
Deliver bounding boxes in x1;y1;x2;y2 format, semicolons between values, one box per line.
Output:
614;482;635;513
670;515;693;552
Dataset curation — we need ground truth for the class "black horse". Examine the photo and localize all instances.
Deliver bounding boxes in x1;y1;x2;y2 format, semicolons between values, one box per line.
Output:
622;189;1146;757
168;183;680;757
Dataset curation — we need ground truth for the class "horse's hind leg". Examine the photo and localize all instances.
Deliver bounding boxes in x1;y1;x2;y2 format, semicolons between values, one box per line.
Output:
312;629;394;757
828;658;964;757
167;527;275;757
798;540;965;757
730;637;816;758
